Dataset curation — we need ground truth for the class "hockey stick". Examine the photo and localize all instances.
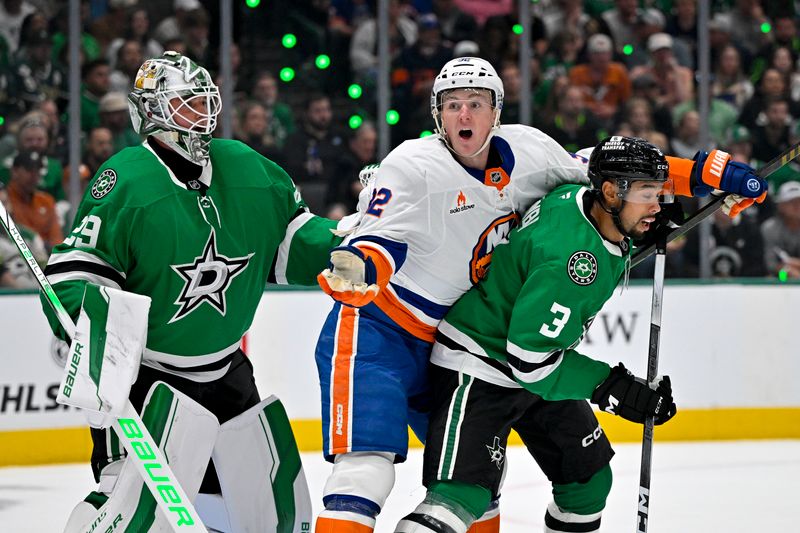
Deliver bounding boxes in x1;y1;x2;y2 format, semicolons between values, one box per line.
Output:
631;141;800;268
635;231;666;533
0;202;207;532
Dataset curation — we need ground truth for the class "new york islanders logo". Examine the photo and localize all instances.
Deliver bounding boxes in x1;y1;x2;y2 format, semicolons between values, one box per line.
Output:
470;213;519;284
568;251;597;285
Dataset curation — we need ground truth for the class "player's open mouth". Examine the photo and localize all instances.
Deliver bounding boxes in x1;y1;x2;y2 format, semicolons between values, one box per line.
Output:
459;129;473;139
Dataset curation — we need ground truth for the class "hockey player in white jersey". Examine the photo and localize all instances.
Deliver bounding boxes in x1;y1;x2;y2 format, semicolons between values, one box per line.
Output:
314;56;767;533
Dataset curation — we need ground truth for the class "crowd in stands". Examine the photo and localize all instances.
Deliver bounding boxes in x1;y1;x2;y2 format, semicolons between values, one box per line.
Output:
1;0;800;288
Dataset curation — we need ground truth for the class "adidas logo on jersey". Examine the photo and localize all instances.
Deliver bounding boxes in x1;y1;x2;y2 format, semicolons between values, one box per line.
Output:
449;191;475;214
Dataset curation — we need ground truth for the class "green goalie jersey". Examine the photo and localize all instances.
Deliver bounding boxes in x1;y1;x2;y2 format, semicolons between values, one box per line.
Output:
42;139;342;370
434;183;630;401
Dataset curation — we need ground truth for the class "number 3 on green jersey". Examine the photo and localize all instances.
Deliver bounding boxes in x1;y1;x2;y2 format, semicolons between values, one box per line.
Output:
539;301;571;338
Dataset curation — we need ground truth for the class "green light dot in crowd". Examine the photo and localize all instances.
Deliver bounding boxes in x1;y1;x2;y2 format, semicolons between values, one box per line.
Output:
761;22;772;34
512;24;523;35
349;115;363;129
0;116;4;126
420;130;433;137
315;54;331;69
245;0;260;7
779;269;789;282
386;110;400;125
623;44;633;55
279;67;295;82
282;34;297;48
348;84;363;99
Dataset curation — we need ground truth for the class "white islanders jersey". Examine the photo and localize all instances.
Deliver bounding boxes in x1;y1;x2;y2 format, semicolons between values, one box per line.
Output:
346;124;590;341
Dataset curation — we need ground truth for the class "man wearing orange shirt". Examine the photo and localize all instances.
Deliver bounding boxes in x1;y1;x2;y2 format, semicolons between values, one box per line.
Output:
7;150;63;250
568;33;632;126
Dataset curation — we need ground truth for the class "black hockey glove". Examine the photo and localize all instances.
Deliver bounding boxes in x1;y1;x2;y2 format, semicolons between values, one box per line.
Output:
591;363;677;425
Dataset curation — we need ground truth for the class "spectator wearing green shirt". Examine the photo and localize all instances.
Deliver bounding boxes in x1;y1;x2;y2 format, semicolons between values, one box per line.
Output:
80;59;111;133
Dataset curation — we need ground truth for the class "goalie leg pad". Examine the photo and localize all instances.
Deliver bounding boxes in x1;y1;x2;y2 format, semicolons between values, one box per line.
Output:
63;382;219;533
211;394;313;533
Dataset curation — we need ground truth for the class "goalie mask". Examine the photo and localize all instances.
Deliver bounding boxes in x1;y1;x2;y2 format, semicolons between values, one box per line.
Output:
128;51;221;165
430;57;503;158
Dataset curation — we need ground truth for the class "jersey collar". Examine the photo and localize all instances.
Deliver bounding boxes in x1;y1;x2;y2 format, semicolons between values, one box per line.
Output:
144;138;213;192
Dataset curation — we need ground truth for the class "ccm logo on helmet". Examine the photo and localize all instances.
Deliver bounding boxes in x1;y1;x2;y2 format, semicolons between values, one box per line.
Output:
469;213;519;284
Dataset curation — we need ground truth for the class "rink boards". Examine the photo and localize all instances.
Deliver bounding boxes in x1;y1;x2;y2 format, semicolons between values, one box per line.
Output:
1;281;799;466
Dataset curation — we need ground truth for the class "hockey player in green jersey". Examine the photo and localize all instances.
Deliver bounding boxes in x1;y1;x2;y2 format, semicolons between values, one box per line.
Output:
396;137;679;533
41;52;348;532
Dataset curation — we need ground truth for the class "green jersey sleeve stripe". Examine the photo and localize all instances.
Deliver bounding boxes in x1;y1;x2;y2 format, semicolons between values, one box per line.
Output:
507;350;563;384
274;211;315;284
46;270;123;290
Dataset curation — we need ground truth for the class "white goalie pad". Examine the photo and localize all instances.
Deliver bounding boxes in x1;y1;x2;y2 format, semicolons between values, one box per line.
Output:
64;382;219;533
209;395;313;533
56;283;151;428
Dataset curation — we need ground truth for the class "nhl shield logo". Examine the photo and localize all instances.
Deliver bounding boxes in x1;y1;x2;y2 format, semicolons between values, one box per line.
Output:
91;169;117;199
568;251;597;285
490;170;502;183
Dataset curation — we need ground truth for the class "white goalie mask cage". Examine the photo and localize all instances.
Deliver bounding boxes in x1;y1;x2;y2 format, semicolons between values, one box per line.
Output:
128;51;221;165
430;57;504;157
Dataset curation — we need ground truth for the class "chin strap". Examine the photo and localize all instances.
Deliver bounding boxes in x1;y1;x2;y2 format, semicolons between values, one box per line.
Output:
592;190;630;238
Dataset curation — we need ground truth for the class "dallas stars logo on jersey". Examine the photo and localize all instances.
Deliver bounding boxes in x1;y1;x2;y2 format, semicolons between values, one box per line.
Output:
567;251;597;286
169;231;253;323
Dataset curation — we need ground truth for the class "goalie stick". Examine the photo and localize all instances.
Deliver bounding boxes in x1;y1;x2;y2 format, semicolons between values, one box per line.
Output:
0;201;207;533
632;141;800;268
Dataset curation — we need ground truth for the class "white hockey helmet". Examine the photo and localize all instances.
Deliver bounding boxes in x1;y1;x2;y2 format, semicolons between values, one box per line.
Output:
128;51;221;165
430;57;504;156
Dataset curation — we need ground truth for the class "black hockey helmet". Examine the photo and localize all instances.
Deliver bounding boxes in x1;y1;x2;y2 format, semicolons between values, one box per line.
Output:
588;136;671;202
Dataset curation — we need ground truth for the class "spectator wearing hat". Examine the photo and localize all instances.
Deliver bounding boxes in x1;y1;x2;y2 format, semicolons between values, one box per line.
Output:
6;150;63;250
761;180;800;277
155;0;202;45
80;59;111;133
392;13;452;139
568;33;631;126
98;92;141;153
6;29;67;119
630;32;693;108
0;115;66;203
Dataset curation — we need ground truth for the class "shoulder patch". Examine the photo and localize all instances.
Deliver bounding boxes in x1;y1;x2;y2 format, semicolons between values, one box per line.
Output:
567;251;597;285
91;169;117;199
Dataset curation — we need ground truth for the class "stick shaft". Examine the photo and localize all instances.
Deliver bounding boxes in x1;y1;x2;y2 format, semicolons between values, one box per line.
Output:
0;202;206;532
636;235;666;533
